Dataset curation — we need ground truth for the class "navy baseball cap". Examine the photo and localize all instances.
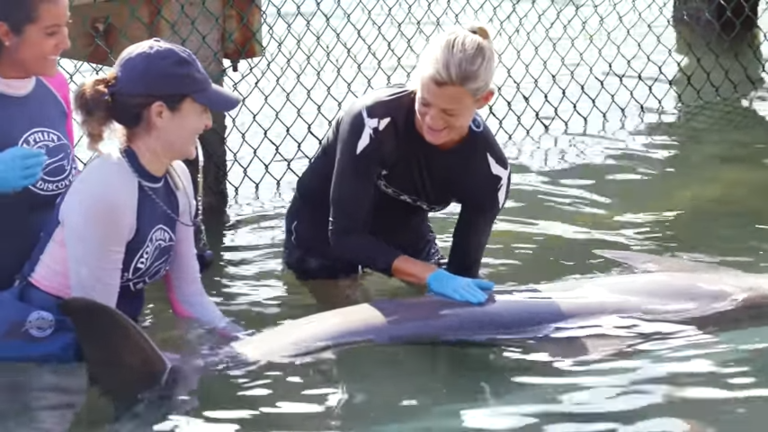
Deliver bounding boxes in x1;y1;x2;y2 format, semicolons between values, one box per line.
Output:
110;37;241;112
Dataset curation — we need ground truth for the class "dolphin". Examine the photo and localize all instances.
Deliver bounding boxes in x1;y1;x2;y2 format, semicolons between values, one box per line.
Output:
58;249;768;405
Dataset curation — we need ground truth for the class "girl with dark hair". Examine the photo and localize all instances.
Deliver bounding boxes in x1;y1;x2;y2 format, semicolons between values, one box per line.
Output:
0;0;75;290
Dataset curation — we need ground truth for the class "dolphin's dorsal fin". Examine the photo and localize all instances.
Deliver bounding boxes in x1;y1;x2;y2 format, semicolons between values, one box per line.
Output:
59;296;171;405
592;249;744;274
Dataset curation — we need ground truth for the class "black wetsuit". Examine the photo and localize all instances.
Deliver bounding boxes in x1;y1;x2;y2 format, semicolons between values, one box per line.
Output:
283;85;511;280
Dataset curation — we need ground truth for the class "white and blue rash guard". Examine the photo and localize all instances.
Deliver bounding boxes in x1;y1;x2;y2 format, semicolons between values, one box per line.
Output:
0;75;76;290
19;146;230;328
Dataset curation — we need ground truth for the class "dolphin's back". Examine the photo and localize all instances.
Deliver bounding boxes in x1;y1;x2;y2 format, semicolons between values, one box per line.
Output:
232;270;756;362
231;290;581;362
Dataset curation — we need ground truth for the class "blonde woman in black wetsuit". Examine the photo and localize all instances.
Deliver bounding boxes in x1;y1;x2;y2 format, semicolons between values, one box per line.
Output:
283;25;511;305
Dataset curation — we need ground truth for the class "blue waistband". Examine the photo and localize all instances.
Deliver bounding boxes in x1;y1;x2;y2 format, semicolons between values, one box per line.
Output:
0;280;81;363
17;281;63;315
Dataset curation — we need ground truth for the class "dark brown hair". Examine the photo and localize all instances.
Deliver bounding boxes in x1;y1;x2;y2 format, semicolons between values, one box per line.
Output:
0;0;53;56
74;71;188;151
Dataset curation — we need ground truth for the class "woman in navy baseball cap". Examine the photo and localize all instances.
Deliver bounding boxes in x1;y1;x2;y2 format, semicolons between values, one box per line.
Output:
0;38;245;364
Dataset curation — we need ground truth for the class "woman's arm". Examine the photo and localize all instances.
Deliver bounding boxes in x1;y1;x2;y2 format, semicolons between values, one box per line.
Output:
446;205;500;278
162;161;241;336
447;151;511;278
327;106;411;277
391;255;440;285
60;154;135;306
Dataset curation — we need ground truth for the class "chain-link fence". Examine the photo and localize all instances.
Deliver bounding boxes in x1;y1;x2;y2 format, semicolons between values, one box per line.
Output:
59;0;766;210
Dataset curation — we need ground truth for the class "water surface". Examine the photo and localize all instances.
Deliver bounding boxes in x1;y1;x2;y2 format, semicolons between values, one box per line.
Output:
48;0;768;430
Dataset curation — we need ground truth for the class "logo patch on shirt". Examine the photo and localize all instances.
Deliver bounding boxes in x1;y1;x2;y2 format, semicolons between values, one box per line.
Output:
356;108;391;154
123;225;176;291
23;310;55;338
18;128;75;196
486;153;510;210
470;113;484;132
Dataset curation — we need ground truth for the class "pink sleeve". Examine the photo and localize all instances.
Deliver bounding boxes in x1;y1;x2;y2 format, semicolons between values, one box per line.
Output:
162;161;237;334
41;70;74;146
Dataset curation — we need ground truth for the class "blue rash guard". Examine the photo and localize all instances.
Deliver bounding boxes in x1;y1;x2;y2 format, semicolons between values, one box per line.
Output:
0;76;76;290
17;146;230;328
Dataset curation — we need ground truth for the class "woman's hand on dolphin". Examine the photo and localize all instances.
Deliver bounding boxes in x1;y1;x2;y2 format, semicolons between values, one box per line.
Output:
426;269;494;304
214;320;248;342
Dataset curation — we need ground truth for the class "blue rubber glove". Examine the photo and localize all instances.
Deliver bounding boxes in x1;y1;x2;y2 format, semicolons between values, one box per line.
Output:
426;268;495;305
0;146;47;194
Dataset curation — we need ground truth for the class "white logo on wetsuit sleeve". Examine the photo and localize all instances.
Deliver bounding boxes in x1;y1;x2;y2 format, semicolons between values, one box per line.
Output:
23;310;55;338
124;225;176;291
356;108;391;154
470;113;484;132
486;153;509;210
18;128;75;195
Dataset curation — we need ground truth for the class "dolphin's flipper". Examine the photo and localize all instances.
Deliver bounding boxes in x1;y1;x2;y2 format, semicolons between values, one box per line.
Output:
593;249;742;274
59;297;171;405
